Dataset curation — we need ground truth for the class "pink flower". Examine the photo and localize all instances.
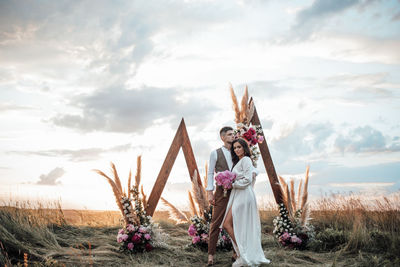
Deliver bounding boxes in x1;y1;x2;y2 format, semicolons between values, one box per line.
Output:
291;235;302;244
139;226;147;233
118;228;125;235
215;171;236;190
127;242;134;250
144;234;151;240
192;235;201;244
258;136;264;143
117;233;129;243
122;234;129;241
126;224;135;232
201;233;208;241
281;232;291;241
188;224;197;236
132;234;142;244
222;235;227;241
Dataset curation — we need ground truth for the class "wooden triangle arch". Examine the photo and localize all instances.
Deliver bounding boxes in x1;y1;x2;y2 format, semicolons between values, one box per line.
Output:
145;99;283;216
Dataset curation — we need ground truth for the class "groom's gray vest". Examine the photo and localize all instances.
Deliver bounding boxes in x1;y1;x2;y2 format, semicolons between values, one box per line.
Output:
215;148;229;173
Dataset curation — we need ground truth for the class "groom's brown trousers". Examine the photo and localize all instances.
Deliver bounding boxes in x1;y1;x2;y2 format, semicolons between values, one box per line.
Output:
208;185;232;255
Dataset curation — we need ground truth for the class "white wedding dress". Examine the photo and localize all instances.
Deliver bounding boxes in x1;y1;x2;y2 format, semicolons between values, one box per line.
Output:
220;156;270;266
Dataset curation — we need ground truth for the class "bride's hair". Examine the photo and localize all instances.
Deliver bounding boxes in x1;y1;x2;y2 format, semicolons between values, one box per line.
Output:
231;138;252;166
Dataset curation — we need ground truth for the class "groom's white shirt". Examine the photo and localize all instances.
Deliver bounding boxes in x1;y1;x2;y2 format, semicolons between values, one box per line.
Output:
206;146;232;191
206;146;259;191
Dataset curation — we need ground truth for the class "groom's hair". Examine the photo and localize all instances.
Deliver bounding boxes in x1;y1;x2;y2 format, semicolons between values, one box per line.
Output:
219;126;233;136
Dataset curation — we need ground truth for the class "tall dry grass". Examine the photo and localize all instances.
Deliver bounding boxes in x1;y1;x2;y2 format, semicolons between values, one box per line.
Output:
1;192;399;266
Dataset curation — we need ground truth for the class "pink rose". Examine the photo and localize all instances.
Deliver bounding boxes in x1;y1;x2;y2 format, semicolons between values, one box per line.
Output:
118;228;125;235
144;234;151;240
201;233;208;241
116;233;128;243
127;242;134;250
139;226;147;233
121;234;129;241
192;235;201;244
188;224;197;236
291;235;302;244
258;136;264;143
126;224;135;232
281;232;291;241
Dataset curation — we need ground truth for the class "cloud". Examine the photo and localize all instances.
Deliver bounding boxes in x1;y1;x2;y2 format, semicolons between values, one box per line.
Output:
0;102;36;113
0;0;235;89
392;11;400;21
36;167;65;185
8;143;132;162
49;86;219;133
240;80;292;99
271;122;334;157
334;125;400;153
288;0;380;41
329;182;395;187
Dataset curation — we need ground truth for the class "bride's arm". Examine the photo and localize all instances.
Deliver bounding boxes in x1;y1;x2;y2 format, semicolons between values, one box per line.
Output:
232;157;253;189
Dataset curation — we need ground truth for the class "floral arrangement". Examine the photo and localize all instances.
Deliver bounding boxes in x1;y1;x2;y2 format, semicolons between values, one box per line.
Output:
188;210;232;251
94;156;167;254
229;85;264;167
117;224;154;252
273;204;304;249
215;170;236;197
272;167;315;249
161;167;232;251
234;123;264;166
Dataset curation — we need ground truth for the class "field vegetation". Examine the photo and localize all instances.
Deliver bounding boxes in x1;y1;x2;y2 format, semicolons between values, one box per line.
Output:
1;193;399;266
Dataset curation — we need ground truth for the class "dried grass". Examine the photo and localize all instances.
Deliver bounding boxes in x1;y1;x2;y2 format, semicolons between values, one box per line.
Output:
160;197;188;224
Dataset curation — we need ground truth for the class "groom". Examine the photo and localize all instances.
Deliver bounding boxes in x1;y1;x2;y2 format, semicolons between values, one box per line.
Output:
206;126;235;265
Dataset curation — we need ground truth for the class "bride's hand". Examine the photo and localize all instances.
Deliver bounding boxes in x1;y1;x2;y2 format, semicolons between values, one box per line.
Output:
207;191;215;205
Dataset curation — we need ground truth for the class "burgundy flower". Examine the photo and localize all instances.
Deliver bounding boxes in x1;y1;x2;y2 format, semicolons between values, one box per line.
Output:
248;128;256;135
131;234;142;244
243;132;252;141
145;243;153;251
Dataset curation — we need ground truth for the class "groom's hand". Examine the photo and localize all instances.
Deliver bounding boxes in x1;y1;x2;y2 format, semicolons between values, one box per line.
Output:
207;191;215;205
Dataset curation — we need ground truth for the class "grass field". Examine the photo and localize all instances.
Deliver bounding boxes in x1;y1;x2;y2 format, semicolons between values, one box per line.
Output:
1;194;399;266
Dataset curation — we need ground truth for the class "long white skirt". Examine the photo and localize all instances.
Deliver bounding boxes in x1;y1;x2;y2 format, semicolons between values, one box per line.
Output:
220;185;270;266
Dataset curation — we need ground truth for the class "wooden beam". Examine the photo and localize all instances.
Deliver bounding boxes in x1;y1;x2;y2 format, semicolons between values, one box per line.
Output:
181;120;202;187
145;118;201;216
250;99;284;204
145;119;184;216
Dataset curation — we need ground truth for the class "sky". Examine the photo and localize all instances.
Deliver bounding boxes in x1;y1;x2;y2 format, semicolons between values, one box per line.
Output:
0;0;399;210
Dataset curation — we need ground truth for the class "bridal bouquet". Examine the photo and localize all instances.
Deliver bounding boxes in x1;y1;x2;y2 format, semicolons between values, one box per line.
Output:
215;170;236;197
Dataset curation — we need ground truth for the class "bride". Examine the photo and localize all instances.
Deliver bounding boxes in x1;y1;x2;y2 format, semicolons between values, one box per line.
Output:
220;138;270;266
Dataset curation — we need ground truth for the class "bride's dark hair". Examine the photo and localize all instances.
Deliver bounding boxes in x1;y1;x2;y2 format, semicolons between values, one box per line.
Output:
231;138;252;167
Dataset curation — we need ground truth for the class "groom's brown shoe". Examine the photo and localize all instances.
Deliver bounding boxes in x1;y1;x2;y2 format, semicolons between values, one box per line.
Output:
231;252;238;262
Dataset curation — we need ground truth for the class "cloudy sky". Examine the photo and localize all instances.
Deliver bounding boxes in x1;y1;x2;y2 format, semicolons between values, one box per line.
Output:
1;0;399;210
